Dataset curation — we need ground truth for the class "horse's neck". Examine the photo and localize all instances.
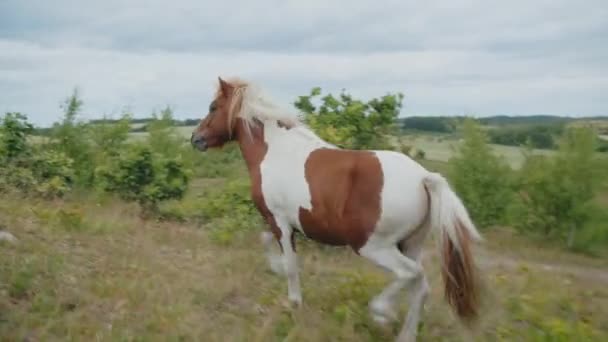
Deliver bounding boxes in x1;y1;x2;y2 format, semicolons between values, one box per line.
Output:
235;121;267;176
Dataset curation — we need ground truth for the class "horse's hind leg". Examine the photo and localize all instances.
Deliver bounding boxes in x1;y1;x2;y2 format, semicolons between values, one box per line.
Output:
359;243;423;325
394;221;431;342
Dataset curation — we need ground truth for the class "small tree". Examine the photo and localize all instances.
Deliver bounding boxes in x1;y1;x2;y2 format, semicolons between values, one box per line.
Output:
0;112;34;161
447;118;514;228
48;88;94;186
511;126;606;250
294;87;403;150
96;144;190;215
146;106;185;157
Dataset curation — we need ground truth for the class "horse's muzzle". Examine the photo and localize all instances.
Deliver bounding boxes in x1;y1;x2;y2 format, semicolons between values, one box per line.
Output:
190;133;208;151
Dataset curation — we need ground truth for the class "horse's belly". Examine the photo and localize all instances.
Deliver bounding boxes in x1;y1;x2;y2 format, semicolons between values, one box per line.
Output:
296;207;360;246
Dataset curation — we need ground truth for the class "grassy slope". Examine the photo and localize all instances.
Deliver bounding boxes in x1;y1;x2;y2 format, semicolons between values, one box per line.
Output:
2;188;608;341
5;124;607;341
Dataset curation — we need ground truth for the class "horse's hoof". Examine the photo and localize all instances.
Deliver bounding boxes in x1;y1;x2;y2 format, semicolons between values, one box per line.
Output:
371;312;392;326
288;296;302;307
369;300;396;325
280;297;302;310
260;231;274;245
396;332;417;342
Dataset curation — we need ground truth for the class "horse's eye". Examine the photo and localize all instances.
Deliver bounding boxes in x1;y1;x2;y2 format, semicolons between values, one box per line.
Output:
209;101;217;112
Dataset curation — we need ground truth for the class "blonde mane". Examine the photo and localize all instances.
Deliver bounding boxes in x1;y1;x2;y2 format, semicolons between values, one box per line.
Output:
221;78;331;146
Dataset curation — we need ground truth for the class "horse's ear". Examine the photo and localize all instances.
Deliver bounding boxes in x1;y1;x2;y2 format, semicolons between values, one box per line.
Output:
218;77;233;97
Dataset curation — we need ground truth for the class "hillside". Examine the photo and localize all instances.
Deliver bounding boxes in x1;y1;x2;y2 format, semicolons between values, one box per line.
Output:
2;174;607;341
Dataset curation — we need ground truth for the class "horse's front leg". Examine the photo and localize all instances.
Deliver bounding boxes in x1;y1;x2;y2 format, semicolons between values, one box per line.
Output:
260;231;285;276
275;218;302;306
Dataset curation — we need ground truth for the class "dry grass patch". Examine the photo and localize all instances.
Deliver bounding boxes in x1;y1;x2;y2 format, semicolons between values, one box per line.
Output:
1;196;607;341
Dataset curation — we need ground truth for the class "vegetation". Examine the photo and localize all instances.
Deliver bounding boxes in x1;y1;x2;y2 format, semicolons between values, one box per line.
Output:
486;123;564;149
399;115;608;152
447;119;514;228
1;87;607;340
294;87;403;149
509;127;608;254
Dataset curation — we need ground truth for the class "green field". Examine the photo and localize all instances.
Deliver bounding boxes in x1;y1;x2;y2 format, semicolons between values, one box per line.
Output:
398;135;556;169
3;114;608;341
2;152;608;341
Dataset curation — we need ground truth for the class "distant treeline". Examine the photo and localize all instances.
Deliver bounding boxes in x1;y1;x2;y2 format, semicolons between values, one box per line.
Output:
34;114;608;151
400;115;608;151
89;118;200;133
32;118;198;135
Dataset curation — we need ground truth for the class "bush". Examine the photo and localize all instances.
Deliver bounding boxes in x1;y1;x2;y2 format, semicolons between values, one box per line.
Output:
0;112;75;198
509;127;607;251
415;149;426;160
46;89;95;186
30;150;75;198
0;112;33;161
447;118;514;228
197;178;257;222
95;144;190;215
399;143;412;156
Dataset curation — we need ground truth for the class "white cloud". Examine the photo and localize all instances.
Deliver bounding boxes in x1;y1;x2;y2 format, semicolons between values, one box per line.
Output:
1;0;607;126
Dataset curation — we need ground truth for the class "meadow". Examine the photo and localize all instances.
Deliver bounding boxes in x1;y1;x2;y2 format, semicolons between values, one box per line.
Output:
2;146;608;341
2;91;608;341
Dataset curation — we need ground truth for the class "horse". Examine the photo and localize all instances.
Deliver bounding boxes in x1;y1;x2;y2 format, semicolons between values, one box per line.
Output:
190;77;483;342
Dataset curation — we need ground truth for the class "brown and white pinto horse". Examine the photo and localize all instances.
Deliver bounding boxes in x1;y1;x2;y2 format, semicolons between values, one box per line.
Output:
191;77;483;341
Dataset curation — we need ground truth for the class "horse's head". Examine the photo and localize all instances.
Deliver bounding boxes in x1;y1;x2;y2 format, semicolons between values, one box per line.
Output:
191;77;241;151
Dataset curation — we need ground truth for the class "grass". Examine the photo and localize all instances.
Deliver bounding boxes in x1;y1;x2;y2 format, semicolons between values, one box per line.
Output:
7;125;606;340
1;193;607;341
398;134;555;169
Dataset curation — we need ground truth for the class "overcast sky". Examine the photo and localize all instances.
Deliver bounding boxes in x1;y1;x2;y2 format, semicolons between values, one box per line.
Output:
1;0;607;126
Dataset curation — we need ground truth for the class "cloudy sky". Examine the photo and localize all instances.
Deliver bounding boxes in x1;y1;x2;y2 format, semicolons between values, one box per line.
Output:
1;0;607;126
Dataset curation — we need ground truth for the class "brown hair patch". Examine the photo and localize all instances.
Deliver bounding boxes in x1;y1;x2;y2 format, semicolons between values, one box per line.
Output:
298;148;383;252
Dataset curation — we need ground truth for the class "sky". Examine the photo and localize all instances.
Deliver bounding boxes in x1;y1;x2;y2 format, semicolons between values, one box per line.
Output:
1;0;607;127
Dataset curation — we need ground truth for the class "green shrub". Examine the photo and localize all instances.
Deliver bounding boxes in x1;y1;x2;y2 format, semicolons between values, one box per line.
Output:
96;144;190;215
415;149;426;160
0;112;33;161
399;143;412;156
0;112;75;198
46;89;95;186
447;118;514;228
187;178;261;244
30;150;75;198
198;179;258;223
510;127;607;251
146;106;187;158
190;142;244;178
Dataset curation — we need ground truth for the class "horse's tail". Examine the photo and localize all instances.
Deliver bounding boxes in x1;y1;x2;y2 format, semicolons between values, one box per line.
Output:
423;172;482;322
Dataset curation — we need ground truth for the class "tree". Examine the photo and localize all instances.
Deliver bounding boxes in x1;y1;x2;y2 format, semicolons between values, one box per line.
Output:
48;88;94;186
0;112;34;161
447;118;514;228
511;126;607;250
294;87;403;150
